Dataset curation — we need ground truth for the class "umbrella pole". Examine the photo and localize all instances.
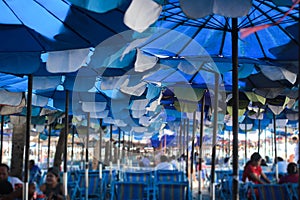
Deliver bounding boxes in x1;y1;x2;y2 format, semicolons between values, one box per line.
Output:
186;118;189;178
63;90;69;200
258;120;261;153
190;111;196;195
198;93;205;200
0;115;4;163
285;126;287;160
23;74;33;200
231;17;239;200
99;119;103;200
273;114;278;181
85;113;90;200
71;125;75;169
38;134;41;162
298;4;300;194
179;121;182;158
182;119;186;172
210;73;219;200
245;122;247;164
47;125;52;169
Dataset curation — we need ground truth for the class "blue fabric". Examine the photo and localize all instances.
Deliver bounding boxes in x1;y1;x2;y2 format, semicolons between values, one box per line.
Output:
141;0;298;61
0;0;130;74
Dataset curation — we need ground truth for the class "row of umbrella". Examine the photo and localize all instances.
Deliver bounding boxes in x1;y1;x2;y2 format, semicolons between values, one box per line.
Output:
0;0;298;199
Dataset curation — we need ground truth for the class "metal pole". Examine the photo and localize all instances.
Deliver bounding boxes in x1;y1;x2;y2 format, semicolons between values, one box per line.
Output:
0;115;4;163
273;114;278;181
285;126;287;160
47;125;52;169
258;119;261;153
190;111;196;195
99;119;103;200
85;113;90;200
71;125;75;168
210;73;219;200
198;93;205;200
23;74;33;200
186;119;189;177
232;17;239;199
63;90;69;200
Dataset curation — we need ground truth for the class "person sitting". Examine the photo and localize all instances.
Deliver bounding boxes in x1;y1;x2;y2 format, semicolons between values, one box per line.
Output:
242;152;271;184
0;180;13;196
155;155;174;170
271;157;288;177
0;181;36;200
39;167;67;200
279;162;298;184
0;164;23;191
29;160;42;184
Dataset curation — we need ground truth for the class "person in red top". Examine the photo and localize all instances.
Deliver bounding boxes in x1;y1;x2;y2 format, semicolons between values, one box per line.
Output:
279;162;298;184
242;152;271;184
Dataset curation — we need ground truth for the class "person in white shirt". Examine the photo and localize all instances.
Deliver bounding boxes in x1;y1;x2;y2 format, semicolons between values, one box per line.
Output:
0;163;23;191
272;157;288;174
292;136;299;163
155;155;174;170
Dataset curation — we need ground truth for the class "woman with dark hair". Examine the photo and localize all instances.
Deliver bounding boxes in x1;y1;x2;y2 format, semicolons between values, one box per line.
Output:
242;152;271;184
279;162;298;184
40;167;68;200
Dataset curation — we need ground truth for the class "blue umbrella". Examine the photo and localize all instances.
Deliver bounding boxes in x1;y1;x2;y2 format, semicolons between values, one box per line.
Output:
140;0;298;61
138;1;298;198
0;0;131;75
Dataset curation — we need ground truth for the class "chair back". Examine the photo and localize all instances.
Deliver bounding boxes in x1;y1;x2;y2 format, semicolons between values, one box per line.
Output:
155;170;184;182
157;181;189;200
112;182;147;200
250;184;292;200
124;171;153;185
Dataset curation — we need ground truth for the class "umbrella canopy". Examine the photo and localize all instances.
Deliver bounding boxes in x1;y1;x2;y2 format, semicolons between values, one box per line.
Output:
139;0;299;61
0;0;131;74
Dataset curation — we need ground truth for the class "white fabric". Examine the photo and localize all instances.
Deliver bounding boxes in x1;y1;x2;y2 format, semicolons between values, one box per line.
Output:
124;0;162;33
272;161;288;174
135;49;158;72
139;116;151;126
260;65;297;84
9;116;26;125
82;102;107;112
1;98;25;115
294;143;299;163
8;176;23;191
155;162;174;170
180;0;251;19
0;90;22;106
130;99;149;111
90;110;109;119
46;48;90;73
33;76;61;90
32;94;49;107
100;76;127;90
131;109;147;118
120;80;146;96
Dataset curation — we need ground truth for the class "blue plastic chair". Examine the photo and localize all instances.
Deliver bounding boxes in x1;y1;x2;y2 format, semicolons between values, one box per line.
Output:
123;171;154;199
249;183;292;200
288;183;298;200
110;181;148;200
155;170;185;182
156;181;189;200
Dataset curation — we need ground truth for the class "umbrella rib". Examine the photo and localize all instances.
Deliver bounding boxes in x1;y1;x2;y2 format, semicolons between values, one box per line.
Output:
175;16;214;56
33;0;94;47
253;3;299;46
218;17;231;56
257;0;299;21
3;0;47;52
244;15;268;59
